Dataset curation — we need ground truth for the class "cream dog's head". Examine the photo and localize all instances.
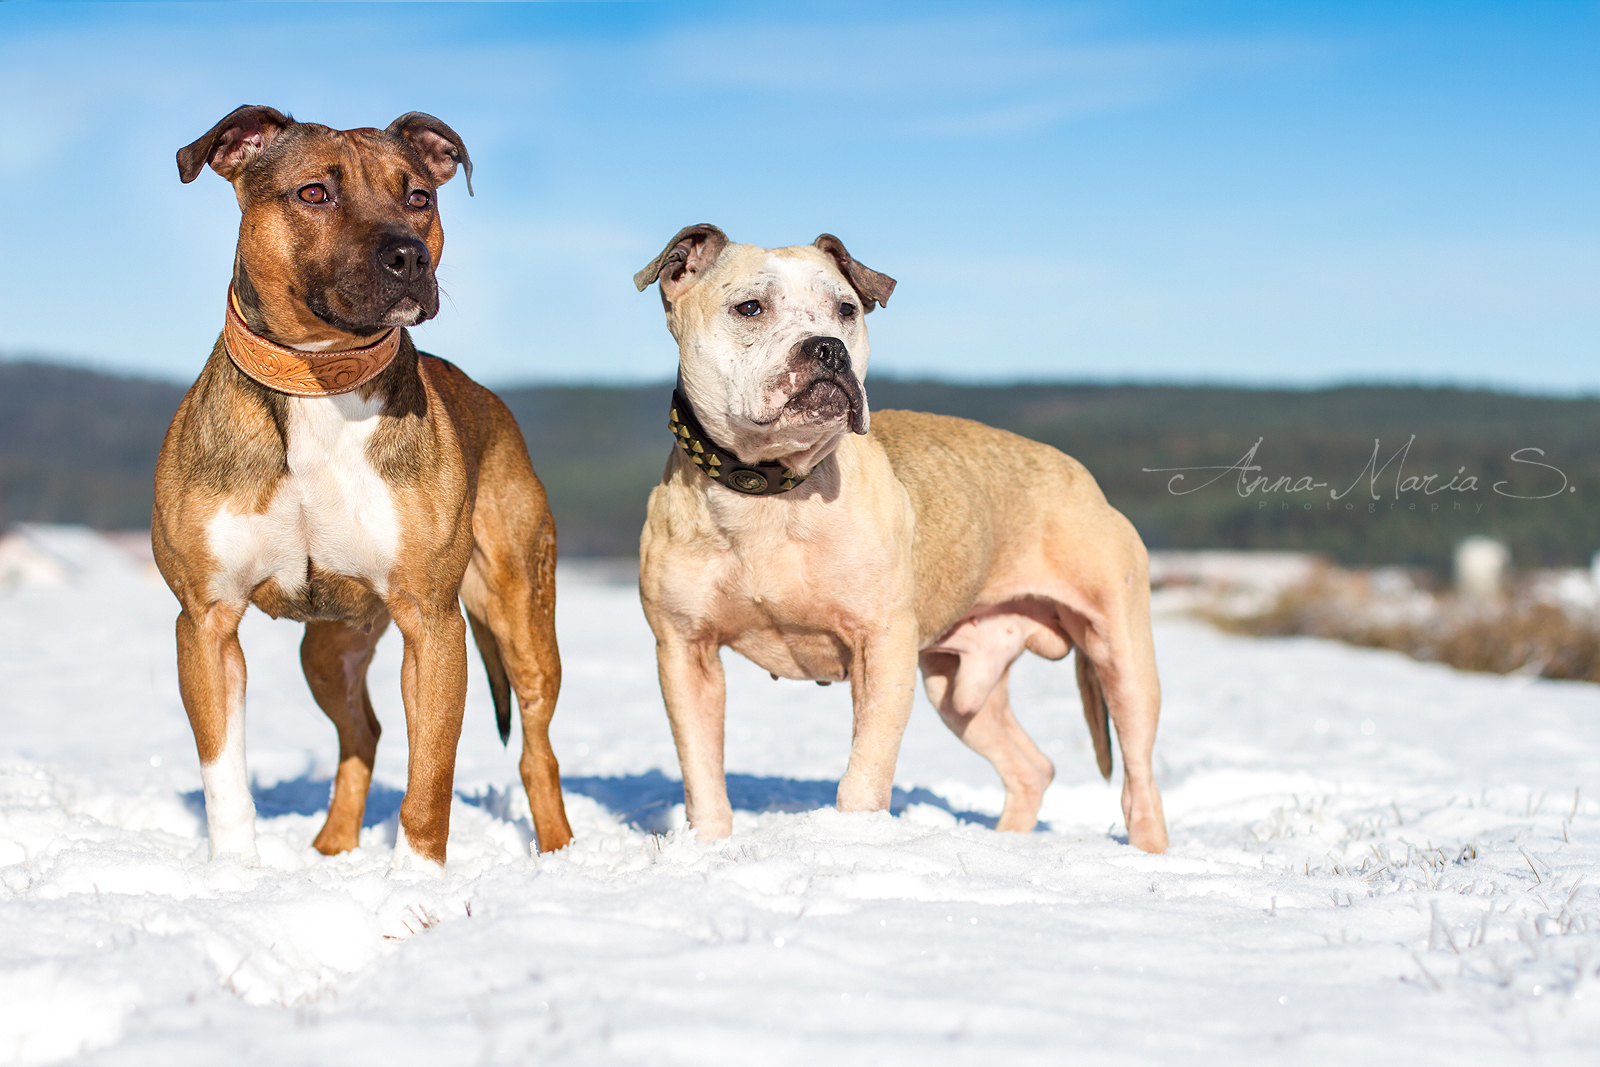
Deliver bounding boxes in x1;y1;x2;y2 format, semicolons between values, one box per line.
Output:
635;225;896;474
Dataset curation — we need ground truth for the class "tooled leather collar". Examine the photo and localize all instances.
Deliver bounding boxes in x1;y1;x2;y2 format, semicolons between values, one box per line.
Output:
669;389;813;496
223;289;401;397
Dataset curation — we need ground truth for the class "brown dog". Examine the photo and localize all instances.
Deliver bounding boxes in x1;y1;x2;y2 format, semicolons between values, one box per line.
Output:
153;106;571;871
635;225;1167;852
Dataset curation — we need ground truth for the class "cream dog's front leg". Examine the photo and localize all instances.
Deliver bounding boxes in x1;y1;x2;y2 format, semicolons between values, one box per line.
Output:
657;632;733;838
836;614;921;813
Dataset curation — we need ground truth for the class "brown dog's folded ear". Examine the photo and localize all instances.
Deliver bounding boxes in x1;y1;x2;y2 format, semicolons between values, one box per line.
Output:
634;224;729;299
386;112;474;196
177;105;291;184
814;234;896;312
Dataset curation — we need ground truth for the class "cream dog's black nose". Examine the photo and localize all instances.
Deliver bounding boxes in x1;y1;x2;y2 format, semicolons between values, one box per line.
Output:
377;234;431;281
802;335;850;374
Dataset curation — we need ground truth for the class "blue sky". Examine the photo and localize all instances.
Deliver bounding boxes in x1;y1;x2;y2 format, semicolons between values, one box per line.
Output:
1;2;1595;390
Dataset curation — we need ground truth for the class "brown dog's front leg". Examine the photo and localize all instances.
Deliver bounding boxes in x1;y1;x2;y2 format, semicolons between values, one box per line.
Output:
175;601;258;861
657;635;731;838
386;593;469;872
837;618;920;814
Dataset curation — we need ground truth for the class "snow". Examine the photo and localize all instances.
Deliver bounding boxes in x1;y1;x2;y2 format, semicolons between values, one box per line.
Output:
1;527;1597;1065
1147;549;1322;593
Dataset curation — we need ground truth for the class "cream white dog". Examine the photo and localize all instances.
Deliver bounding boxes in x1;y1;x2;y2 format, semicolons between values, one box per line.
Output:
634;225;1167;852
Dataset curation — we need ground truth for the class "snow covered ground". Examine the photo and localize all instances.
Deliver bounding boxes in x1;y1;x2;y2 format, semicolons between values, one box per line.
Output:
1;527;1597;1065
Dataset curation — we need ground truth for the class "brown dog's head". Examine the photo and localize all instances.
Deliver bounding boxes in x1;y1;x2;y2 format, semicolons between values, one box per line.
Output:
178;105;471;347
634;225;896;473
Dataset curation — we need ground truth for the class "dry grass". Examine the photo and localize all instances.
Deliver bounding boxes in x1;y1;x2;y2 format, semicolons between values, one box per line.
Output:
1209;569;1600;683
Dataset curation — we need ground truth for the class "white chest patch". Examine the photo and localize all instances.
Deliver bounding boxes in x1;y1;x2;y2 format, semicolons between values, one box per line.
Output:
207;393;401;604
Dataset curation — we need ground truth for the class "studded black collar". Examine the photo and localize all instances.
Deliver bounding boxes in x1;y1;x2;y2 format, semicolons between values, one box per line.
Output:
668;389;812;496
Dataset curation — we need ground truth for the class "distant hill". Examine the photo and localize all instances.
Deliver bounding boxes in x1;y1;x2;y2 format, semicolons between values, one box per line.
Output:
4;359;1598;569
0;362;187;531
857;380;1600;572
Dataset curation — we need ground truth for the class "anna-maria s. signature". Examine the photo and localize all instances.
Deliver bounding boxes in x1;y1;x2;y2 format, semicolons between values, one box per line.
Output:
1142;437;1570;501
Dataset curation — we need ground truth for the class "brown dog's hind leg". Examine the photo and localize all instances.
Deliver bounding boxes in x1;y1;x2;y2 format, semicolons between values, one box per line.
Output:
459;407;573;854
460;532;573;854
510;580;573;854
300;614;389;855
920;650;1055;832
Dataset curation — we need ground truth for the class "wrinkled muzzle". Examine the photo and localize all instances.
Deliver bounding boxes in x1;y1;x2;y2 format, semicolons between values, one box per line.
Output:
781;335;868;434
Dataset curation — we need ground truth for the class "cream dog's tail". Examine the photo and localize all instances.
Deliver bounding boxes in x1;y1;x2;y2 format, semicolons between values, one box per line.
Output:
1075;653;1114;780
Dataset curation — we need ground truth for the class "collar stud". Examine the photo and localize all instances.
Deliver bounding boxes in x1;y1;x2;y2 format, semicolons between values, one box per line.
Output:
668;389;812;496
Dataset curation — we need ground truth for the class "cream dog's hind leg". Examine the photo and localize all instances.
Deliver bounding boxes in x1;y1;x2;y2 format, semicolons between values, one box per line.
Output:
1054;587;1168;853
919;608;1061;832
921;652;1057;832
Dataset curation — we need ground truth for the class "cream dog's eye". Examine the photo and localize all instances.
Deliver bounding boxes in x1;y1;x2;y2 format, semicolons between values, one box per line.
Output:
839;302;857;319
735;300;763;317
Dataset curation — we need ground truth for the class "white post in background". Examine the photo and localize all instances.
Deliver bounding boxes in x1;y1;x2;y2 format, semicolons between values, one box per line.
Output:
1454;536;1508;603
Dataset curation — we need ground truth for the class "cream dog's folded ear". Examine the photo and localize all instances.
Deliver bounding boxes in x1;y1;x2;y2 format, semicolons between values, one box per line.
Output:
634;224;729;302
814;234;896;312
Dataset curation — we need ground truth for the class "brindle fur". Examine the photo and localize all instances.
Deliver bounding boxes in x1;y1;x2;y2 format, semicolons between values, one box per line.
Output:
155;107;571;867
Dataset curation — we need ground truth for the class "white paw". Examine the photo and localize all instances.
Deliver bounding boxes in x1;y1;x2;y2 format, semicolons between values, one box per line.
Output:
205;820;259;865
206;839;260;866
389;827;445;877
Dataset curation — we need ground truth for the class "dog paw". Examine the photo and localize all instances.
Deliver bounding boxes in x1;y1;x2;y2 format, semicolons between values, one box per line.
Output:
206;847;261;867
388;828;446;877
1123;782;1169;853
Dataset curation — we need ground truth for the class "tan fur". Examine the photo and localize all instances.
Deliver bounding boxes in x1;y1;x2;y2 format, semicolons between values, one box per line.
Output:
638;230;1167;852
156;109;571;867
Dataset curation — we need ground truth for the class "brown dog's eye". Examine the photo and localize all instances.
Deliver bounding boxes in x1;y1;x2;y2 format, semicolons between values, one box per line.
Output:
839;302;857;319
735;300;762;317
408;190;432;210
298;184;329;204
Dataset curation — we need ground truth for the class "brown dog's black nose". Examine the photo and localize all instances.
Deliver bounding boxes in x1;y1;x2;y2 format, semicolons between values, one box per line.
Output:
377;234;431;282
802;335;851;374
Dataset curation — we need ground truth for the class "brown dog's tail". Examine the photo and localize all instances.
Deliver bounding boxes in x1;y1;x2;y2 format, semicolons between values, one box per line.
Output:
466;611;513;744
1076;652;1114;780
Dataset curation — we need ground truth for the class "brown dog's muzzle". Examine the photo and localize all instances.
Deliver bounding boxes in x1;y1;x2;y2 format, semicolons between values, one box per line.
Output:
371;231;438;324
305;228;440;332
379;233;431;284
